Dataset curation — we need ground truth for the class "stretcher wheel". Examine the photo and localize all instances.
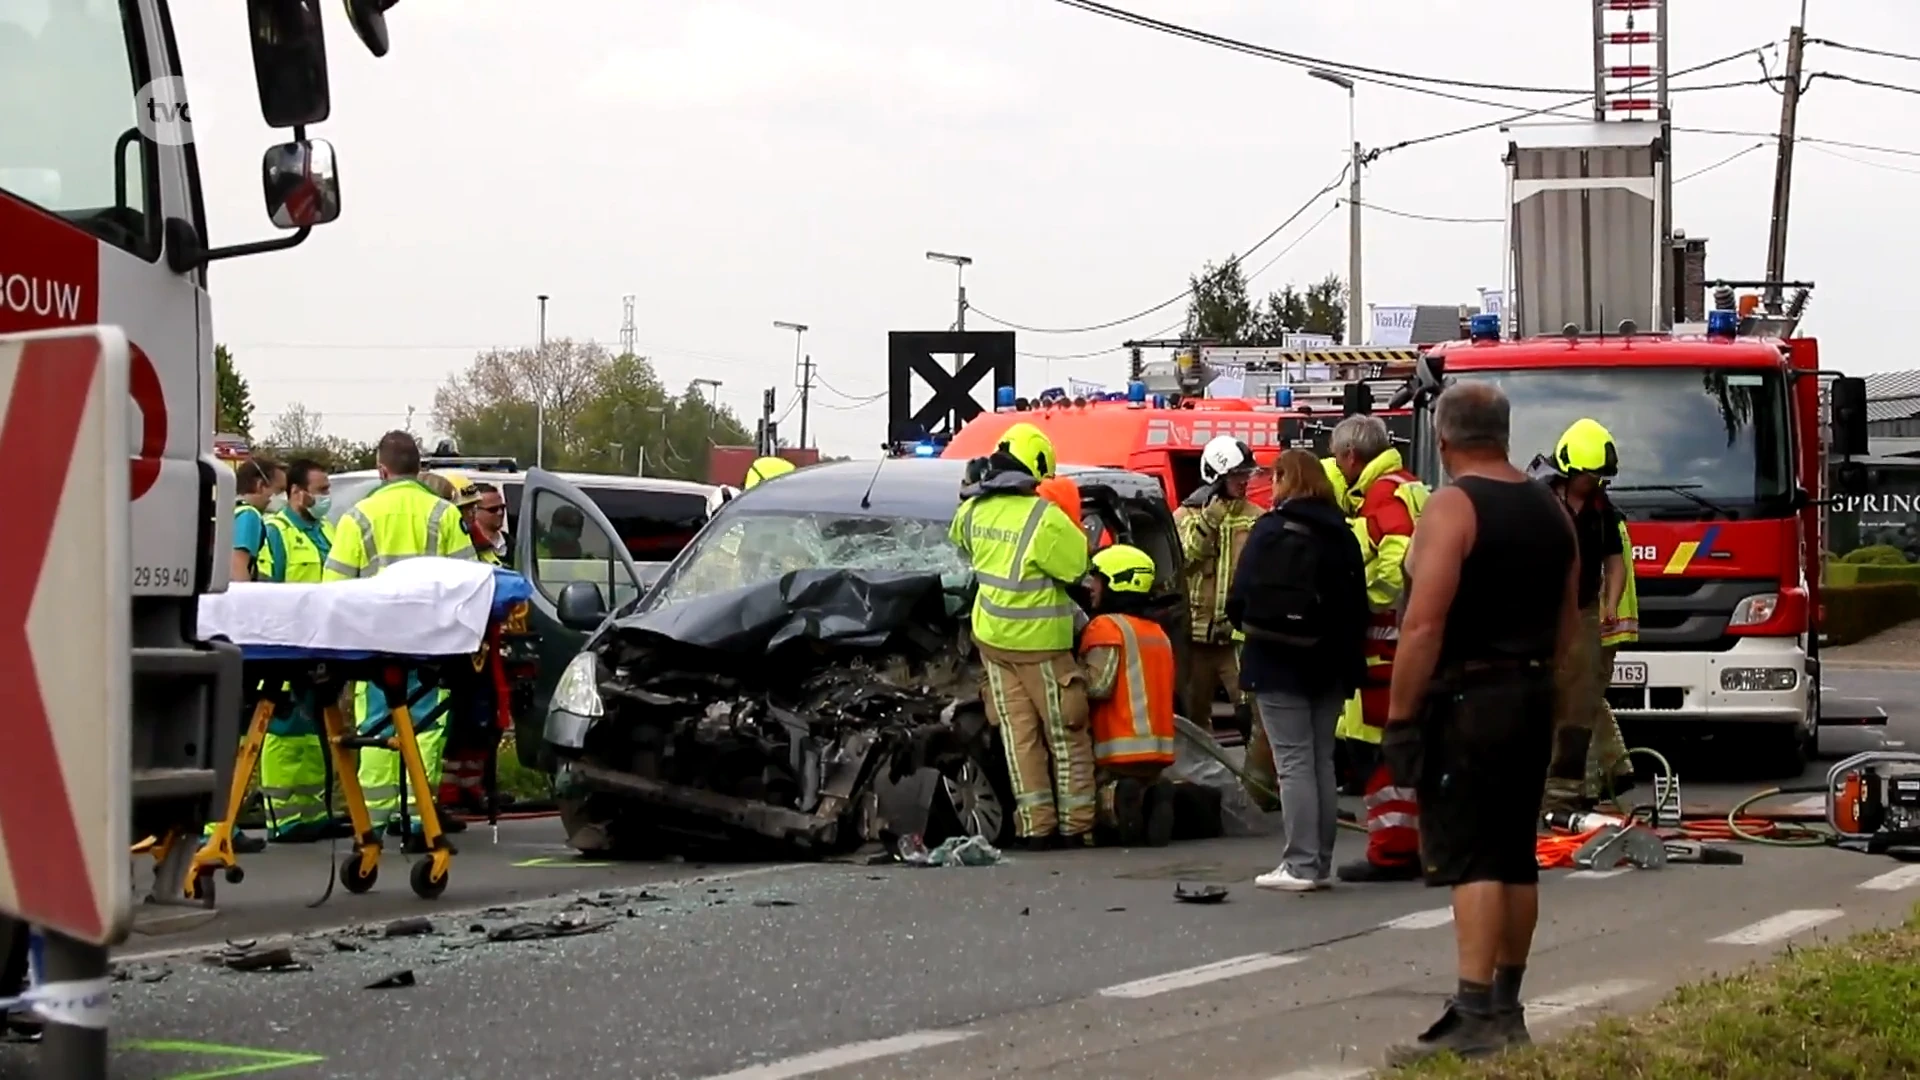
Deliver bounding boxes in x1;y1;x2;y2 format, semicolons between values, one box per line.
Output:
409;857;448;900
224;866;245;885
340;855;378;894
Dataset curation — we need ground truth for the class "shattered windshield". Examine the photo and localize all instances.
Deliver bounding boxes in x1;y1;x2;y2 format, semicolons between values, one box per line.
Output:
643;510;972;610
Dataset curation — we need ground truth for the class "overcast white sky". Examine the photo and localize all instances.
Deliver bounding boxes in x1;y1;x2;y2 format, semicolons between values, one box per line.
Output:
175;0;1920;458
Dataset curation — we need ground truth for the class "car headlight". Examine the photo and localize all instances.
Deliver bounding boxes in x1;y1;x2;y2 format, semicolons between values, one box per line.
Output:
544;652;604;751
1729;593;1779;627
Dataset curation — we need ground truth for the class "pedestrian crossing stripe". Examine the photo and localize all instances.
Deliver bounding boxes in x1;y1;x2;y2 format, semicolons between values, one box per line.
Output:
1663;525;1721;575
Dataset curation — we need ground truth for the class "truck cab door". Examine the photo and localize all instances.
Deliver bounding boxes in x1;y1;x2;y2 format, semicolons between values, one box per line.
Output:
513;468;646;756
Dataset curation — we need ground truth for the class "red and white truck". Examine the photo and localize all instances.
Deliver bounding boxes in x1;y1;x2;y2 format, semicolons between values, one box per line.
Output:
1397;120;1873;773
0;0;409;914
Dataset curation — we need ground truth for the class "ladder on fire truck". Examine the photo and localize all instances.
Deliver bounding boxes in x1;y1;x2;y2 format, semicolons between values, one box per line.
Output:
1594;0;1668;121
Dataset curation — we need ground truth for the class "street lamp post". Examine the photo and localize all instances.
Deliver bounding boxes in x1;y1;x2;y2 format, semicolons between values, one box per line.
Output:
690;378;723;479
535;293;550;467
926;251;971;373
1307;70;1362;346
773;320;809;449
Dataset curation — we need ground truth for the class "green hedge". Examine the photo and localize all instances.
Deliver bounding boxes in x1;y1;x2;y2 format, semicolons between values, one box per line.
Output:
1822;582;1920;646
1840;544;1912;566
1826;562;1920;588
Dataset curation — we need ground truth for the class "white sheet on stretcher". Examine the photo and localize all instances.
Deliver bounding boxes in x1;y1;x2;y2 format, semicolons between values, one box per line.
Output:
196;557;498;657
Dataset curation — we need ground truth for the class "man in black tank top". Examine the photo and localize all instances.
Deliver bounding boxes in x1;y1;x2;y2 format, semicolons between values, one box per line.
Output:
1379;382;1579;1064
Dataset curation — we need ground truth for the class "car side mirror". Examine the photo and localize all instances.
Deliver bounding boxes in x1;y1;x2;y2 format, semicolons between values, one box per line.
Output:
262;139;340;230
246;0;331;127
556;580;608;633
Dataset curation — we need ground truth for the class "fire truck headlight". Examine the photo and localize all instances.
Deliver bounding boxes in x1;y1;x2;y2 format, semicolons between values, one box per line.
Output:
1720;667;1799;692
1729;593;1779;627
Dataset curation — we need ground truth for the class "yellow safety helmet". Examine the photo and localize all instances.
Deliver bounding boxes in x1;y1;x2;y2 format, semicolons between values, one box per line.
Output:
743;456;796;490
1553;418;1620;478
1090;543;1155;595
997;421;1056;480
435;468;482;508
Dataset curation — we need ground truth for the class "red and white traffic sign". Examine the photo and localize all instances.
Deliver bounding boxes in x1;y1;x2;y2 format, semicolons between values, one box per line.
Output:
0;327;131;946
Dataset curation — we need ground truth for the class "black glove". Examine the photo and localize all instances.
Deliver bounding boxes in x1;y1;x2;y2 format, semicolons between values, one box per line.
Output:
1380;722;1425;790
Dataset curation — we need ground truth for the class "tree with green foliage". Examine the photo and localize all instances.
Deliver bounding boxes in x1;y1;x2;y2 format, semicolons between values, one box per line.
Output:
262;402;376;471
1184;258;1347;345
214;344;254;438
430;342;752;480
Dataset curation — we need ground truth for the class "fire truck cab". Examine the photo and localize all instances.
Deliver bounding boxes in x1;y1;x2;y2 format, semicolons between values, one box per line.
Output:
0;0;408;913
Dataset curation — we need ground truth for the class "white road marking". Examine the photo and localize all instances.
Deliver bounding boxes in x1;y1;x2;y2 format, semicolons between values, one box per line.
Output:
1859;864;1920;891
1710;909;1844;945
699;1030;976;1079
1381;907;1453;930
1524;978;1651;1022
1099;953;1304;999
1265;1066;1369;1080
1567;868;1632;880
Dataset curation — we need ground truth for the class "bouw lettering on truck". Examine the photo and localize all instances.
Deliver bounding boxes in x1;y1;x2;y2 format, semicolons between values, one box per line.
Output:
0;274;85;322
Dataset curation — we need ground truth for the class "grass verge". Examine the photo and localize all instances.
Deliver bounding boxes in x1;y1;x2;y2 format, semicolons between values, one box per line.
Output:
1395;904;1920;1079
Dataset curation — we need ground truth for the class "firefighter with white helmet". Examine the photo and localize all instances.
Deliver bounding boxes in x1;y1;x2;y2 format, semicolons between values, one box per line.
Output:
1175;436;1260;736
950;421;1096;848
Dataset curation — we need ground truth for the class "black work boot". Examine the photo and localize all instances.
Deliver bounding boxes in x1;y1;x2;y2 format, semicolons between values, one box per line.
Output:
1336;858;1421;883
230;830;267;855
1497;1007;1533;1046
1385;1001;1508;1066
1110;779;1148;846
1143;779;1177;848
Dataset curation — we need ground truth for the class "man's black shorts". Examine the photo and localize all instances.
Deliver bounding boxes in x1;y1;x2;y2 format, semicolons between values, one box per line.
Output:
1417;668;1555;887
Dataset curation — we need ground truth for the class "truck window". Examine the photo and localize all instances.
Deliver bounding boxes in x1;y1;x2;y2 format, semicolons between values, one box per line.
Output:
0;0;159;260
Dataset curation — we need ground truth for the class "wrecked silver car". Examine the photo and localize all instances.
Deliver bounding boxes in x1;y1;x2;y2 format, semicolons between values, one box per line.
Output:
534;458;1189;858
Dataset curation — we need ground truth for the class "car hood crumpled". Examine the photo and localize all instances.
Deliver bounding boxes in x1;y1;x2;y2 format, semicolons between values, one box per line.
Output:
605;568;960;657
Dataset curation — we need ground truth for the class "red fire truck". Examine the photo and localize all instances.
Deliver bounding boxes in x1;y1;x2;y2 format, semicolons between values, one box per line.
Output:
1396;119;1872;772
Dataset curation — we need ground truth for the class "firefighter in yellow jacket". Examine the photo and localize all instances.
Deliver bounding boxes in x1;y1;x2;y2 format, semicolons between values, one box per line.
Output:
950;423;1094;849
1176;436;1261;734
1593;514;1640;799
323;432;479;850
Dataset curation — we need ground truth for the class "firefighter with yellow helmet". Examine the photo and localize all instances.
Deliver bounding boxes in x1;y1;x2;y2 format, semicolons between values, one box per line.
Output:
744;455;796;489
1529;417;1634;811
950;422;1095;848
1081;544;1178;847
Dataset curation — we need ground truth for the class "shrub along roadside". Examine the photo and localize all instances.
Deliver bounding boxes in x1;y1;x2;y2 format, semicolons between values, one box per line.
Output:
1393;905;1920;1079
1821;581;1920;645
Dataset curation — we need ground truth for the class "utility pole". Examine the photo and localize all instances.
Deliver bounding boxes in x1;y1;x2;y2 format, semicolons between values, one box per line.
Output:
1308;70;1361;345
1763;12;1808;314
774;321;810;448
926;251;971;373
757;387;777;456
535;293;549;468
619;294;636;358
690;377;722;480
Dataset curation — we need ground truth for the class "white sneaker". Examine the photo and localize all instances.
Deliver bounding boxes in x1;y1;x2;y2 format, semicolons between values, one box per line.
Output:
1255;867;1322;892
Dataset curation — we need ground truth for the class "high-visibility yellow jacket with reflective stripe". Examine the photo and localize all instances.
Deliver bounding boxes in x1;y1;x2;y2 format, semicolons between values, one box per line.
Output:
949;475;1089;653
260;510;336;584
323;478;476;580
1601;517;1640;647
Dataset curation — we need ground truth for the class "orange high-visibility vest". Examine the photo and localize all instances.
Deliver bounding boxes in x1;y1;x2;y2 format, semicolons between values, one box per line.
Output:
1083;612;1177;768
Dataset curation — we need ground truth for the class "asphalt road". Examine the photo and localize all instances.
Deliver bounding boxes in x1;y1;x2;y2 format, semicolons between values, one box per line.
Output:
2;668;1913;1080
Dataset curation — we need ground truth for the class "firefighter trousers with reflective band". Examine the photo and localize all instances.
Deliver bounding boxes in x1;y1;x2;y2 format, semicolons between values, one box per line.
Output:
984;651;1095;838
1362;762;1420;868
1184;642;1241;731
355;675;450;833
1545;606;1629;809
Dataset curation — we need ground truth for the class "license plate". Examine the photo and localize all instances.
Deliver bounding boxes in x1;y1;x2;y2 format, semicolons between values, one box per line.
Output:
1611;661;1648;687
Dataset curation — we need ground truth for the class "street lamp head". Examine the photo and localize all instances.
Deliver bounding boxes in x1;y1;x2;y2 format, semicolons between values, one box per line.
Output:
926;251;973;267
1307;68;1355;92
774;321;809;333
537;293;550;302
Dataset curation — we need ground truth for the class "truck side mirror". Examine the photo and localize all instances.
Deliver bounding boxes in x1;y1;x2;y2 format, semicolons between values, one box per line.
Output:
262;140;341;230
1833;460;1870;499
1830;376;1870;458
246;0;332;128
345;0;400;58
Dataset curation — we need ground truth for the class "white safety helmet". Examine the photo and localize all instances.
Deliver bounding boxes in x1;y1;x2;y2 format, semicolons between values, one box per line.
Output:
705;484;741;518
1199;436;1255;485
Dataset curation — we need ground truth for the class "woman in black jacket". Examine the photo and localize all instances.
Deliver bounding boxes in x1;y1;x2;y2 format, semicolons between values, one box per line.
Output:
1226;448;1370;892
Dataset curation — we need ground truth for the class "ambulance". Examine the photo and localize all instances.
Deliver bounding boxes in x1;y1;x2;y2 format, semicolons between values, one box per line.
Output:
0;0;412;919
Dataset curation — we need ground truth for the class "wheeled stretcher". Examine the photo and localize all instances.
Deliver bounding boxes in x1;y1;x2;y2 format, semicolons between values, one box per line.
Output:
180;559;537;901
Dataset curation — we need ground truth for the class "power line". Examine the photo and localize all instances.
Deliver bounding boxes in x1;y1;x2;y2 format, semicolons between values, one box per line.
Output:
971;162;1349;336
1675;141;1771;182
1801;142;1920;175
1346;199;1499;225
1808;38;1920;65
813;374;885;403
1051;0;1591;97
1815;72;1920;98
1675;125;1920;159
